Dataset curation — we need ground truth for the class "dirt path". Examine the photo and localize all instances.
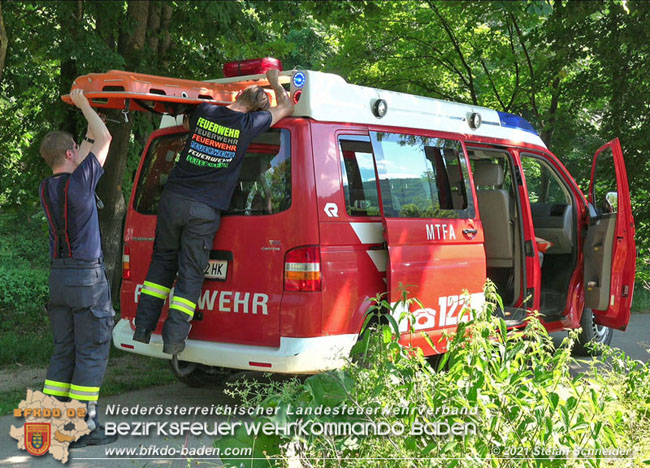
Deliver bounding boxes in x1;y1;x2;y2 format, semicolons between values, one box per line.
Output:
0;365;46;393
0;354;170;394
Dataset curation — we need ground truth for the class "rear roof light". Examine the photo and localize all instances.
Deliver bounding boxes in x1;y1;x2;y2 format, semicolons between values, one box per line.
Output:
223;57;282;78
496;111;538;135
284;246;321;292
122;242;131;280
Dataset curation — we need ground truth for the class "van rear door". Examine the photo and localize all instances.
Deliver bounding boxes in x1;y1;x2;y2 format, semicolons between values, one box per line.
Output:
127;125;295;347
584;138;635;330
369;131;486;350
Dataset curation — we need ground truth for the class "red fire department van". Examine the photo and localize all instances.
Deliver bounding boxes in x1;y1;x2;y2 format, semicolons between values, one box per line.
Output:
65;60;636;382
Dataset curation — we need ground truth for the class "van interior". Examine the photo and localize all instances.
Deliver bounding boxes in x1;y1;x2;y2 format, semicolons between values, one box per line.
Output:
469;148;578;321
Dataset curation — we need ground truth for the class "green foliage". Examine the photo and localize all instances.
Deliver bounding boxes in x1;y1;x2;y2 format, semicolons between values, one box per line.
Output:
631;286;650;314
216;285;650;467
2;1;649;276
0;210;50;334
0;209;52;367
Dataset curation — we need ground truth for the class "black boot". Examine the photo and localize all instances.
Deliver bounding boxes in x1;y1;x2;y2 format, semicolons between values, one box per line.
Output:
133;328;152;344
162;341;185;355
70;424;118;448
70;401;118;448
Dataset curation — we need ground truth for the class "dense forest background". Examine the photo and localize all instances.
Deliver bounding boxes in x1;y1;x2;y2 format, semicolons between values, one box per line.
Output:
0;0;649;302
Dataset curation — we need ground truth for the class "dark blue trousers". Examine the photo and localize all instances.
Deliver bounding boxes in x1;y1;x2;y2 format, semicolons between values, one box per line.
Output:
44;259;114;404
135;190;221;352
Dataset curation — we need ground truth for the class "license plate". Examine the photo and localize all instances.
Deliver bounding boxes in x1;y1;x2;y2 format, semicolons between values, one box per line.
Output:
204;259;228;280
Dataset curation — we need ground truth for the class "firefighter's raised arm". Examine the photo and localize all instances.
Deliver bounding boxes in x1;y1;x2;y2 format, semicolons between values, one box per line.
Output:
266;69;294;127
70;89;112;167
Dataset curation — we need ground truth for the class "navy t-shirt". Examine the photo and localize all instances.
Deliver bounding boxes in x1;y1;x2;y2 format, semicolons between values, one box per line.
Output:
40;153;104;261
165;104;272;210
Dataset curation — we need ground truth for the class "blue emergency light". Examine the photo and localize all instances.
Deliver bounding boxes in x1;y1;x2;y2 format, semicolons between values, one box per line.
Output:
293;72;306;88
497;111;538;135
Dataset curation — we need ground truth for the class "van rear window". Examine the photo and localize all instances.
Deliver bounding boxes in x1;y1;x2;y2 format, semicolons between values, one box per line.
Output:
370;132;472;219
133;128;291;216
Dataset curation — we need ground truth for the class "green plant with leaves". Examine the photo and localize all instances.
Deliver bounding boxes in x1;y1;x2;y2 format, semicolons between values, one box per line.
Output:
215;283;649;467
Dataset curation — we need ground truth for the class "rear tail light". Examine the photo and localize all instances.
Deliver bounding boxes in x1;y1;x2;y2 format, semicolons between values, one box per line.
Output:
284;246;321;292
122;242;131;280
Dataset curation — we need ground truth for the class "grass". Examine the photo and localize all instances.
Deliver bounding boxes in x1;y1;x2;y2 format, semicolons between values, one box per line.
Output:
0;390;27;416
0;330;54;367
0;209;175;414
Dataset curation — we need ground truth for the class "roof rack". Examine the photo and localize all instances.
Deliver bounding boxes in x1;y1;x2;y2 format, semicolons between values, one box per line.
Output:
63;69;545;148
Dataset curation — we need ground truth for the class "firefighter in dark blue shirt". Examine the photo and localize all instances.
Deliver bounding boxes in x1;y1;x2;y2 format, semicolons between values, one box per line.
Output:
133;69;294;362
39;89;117;447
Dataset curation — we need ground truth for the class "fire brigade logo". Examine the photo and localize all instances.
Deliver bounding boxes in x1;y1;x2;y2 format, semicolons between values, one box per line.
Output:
11;390;91;463
25;423;51;456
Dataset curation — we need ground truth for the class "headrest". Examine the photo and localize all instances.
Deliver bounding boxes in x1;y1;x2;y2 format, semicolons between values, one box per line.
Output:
474;160;504;186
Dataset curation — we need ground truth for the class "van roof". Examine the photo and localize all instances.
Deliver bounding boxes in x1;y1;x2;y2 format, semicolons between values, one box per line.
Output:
288;70;546;148
163;69;546;148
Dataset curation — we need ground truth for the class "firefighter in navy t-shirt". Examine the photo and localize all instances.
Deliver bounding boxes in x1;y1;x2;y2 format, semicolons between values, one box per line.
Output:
133;69;294;360
39;89;117;446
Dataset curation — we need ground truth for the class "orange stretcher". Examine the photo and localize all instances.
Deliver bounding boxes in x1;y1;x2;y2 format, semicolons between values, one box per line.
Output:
61;70;279;114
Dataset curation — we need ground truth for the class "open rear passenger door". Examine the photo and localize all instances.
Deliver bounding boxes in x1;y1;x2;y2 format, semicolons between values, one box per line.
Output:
583;138;635;330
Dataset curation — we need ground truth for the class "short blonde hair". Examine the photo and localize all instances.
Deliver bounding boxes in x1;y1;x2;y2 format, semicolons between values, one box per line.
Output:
236;85;270;112
40;131;75;169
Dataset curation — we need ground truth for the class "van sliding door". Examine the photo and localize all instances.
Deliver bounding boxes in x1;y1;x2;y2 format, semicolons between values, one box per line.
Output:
370;131;486;350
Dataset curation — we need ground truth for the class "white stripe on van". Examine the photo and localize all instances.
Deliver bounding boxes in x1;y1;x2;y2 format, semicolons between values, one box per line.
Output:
366;250;388;273
350;222;384;244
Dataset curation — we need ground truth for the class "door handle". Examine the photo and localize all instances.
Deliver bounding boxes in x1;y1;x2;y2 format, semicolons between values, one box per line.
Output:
462;228;478;238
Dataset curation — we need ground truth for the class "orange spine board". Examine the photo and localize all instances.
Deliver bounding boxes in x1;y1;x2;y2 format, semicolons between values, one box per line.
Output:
60;70;277;113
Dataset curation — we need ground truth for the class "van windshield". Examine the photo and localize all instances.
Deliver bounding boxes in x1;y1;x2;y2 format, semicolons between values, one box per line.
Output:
133;128;291;216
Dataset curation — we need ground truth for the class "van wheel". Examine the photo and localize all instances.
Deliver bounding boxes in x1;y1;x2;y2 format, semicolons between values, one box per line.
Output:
426;353;448;372
169;359;232;387
573;308;613;356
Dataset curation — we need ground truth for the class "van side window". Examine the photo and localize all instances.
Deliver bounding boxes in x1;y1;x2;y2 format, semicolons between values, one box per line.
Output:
520;157;571;205
339;139;380;217
590;147;618;215
133;128;291;216
370;132;471;218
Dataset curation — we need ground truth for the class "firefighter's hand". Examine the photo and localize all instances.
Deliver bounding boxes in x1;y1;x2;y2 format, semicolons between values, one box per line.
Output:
266;69;279;85
70;89;90;109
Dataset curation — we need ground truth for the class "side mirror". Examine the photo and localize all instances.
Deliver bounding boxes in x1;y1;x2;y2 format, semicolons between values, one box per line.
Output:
605;191;618;213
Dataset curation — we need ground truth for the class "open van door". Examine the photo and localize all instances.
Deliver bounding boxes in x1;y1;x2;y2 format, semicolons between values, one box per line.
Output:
584;138;635;330
369;131;486;350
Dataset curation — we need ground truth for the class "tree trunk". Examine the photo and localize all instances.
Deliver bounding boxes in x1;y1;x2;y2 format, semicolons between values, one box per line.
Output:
159;3;172;68
147;2;161;53
96;112;133;300
120;0;149;59
0;0;8;81
58;1;83;135
540;76;561;149
98;0;151;301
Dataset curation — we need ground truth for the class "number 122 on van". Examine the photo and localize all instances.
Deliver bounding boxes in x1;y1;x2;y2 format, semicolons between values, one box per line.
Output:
391;293;484;332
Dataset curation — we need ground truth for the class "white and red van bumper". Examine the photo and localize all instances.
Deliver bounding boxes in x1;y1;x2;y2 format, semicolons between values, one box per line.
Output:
112;319;358;374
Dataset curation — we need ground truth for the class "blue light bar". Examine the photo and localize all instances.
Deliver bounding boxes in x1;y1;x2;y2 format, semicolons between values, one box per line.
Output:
293;72;306;88
497;111;538;135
